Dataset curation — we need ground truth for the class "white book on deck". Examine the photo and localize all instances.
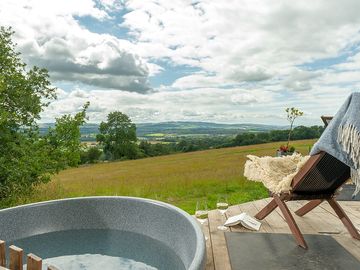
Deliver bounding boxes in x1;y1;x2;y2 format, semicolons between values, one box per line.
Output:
224;213;261;231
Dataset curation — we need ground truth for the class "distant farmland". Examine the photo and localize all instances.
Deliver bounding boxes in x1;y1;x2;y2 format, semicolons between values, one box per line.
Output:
21;139;316;213
39;121;284;142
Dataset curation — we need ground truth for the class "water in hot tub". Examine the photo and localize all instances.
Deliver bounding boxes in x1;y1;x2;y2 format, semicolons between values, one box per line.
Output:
10;229;186;270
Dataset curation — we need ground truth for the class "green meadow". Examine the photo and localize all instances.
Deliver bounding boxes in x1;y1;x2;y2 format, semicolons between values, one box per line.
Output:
21;139;315;213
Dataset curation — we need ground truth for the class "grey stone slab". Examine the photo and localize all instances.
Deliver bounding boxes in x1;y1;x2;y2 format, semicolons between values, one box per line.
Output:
225;232;360;270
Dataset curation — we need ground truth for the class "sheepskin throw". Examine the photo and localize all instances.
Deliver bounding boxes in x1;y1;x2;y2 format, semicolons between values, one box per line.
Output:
311;92;360;197
244;153;310;194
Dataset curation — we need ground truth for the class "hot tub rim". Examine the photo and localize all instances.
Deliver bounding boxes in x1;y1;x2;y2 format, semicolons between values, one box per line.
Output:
0;196;206;270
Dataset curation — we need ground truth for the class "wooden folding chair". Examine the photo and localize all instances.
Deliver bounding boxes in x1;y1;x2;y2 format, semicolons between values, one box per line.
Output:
255;151;360;249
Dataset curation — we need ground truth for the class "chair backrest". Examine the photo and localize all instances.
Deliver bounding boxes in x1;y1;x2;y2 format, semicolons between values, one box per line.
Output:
291;152;350;195
321;116;333;127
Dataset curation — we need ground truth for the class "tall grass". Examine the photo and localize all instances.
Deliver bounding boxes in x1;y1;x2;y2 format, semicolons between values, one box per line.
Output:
18;139;315;213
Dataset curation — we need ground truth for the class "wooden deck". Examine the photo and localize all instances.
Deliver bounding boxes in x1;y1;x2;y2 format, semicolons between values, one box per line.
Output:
200;198;360;270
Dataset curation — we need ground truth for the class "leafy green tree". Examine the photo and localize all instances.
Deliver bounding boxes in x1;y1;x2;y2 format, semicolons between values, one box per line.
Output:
81;146;102;164
0;27;56;201
0;27;90;204
234;133;256;146
176;139;188;152
139;141;154;156
256;132;270;143
47;102;89;168
96;112;139;160
269;130;288;142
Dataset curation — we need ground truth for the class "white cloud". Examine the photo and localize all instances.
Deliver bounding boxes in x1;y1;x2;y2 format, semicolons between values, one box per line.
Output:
69;89;90;98
231;93;259;105
123;0;360;85
283;69;322;91
0;0;151;92
41;87;277;123
3;0;360;124
98;0;125;12
172;74;224;89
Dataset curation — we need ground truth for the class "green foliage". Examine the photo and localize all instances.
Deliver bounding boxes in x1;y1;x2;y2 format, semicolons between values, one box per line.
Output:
0;27;89;205
0;27;56;128
139;141;174;157
46;102;89;168
232;126;324;148
81;147;103;164
16;140;315;214
0;27;56;201
286;107;304;122
289;146;296;153
97;111;139;160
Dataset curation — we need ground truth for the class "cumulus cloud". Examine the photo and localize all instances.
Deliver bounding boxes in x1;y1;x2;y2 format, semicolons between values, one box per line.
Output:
0;0;151;92
231;93;259;105
41;87;276;123
3;0;360;124
69;89;90;98
283;69;321;91
172;74;224;89
122;0;360;86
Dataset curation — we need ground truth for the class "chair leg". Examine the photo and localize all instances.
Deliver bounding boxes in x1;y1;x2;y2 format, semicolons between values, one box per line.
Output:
327;198;360;240
273;195;308;249
295;199;323;217
254;198;277;220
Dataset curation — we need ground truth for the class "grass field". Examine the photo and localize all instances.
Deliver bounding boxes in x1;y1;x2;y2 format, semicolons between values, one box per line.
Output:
22;139;316;214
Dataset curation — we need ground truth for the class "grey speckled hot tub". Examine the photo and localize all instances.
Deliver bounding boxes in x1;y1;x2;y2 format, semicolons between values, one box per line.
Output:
0;196;206;270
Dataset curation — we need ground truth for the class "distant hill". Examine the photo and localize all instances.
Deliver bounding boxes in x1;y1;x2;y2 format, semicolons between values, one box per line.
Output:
39;123;99;135
39;121;285;139
135;121;284;137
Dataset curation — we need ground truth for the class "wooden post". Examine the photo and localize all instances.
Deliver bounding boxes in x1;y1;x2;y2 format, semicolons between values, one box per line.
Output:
0;240;5;267
9;246;23;270
26;254;42;270
47;266;60;270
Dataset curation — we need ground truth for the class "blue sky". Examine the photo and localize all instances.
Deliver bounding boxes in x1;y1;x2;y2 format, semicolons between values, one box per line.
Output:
1;0;360;124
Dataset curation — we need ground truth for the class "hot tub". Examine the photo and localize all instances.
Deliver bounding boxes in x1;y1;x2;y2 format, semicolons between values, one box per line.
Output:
0;197;206;270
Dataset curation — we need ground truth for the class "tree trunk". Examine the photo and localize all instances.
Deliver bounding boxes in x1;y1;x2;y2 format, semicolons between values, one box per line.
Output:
286;121;294;148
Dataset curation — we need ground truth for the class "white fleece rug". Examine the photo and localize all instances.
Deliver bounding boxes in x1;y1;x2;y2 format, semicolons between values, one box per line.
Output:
244;153;310;194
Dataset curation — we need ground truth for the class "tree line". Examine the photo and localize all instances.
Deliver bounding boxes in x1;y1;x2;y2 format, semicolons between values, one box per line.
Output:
79;123;324;164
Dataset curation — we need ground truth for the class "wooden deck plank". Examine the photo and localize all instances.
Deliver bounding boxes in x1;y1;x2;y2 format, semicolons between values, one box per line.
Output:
332;235;360;261
225;205;247;233
237;201;273;233
338;201;360;220
208;209;231;270
197;218;215;270
290;201;344;234
254;198;289;233
311;200;360;235
285;201;319;234
205;198;360;270
320;201;360;224
336;202;360;233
